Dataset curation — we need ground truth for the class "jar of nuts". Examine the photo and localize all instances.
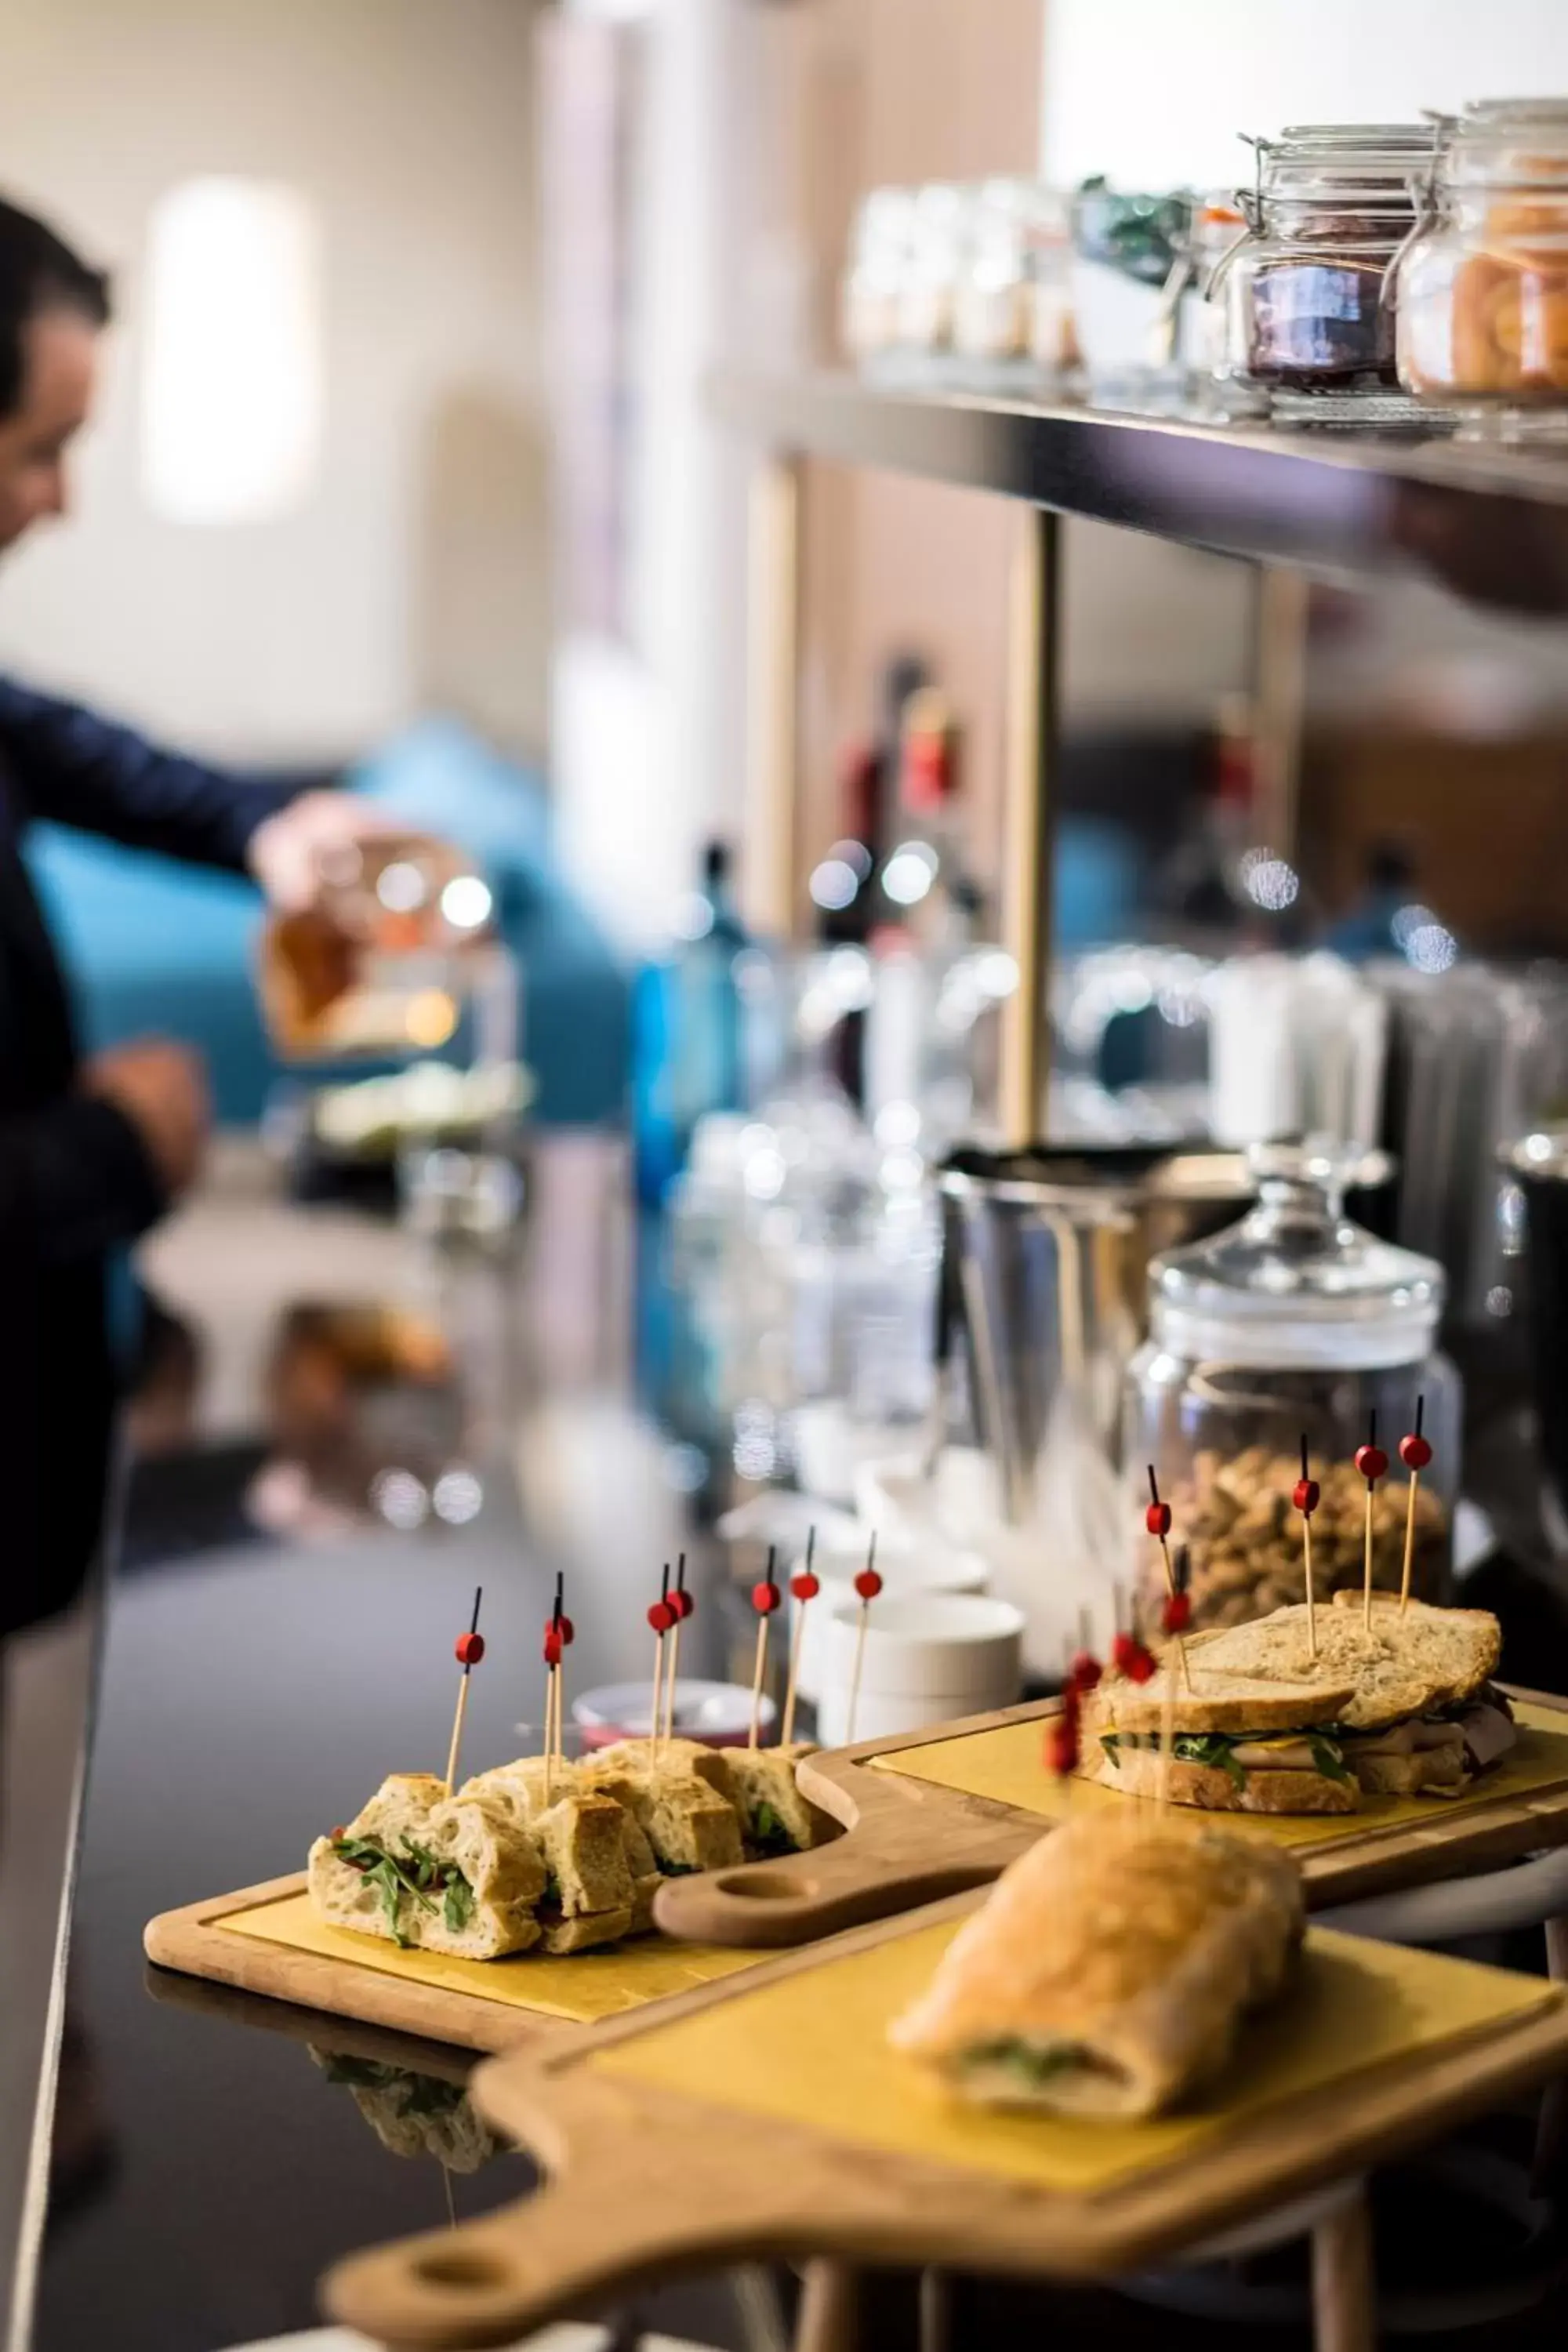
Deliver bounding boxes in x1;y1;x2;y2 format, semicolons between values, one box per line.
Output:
1397;100;1568;438
1126;1140;1460;1633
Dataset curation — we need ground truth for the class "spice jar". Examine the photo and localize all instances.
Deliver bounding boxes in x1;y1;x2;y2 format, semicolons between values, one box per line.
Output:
1124;1141;1459;1632
1396;101;1568;438
1213;125;1436;418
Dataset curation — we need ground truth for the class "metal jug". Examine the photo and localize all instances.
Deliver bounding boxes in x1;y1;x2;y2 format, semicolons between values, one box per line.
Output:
935;1146;1253;1531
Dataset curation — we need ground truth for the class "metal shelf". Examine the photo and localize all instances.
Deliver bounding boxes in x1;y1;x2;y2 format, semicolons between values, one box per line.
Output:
712;370;1568;612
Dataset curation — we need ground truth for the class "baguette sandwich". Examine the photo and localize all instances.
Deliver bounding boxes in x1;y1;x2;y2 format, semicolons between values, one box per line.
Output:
575;1743;746;1875
889;1814;1303;2118
463;1759;648;1948
307;1773;547;1958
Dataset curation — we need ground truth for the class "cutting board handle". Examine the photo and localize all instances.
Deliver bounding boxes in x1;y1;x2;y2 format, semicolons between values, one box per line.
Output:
324;2178;765;2349
651;1830;998;1947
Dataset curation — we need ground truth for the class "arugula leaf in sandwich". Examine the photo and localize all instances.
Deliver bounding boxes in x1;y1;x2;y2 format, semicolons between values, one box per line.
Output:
307;1773;546;1958
1081;1667;1362;1815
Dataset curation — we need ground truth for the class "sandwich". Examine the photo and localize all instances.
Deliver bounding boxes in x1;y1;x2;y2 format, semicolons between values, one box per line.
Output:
707;1742;829;1859
307;1773;546;1958
889;1814;1303;2118
1185;1593;1514;1797
575;1744;745;1875
1080;1595;1514;1814
1080;1668;1362;1814
463;1760;643;1951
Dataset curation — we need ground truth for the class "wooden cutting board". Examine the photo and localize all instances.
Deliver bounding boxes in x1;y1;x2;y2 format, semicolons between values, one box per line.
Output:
143;1875;773;2055
322;1895;1568;2350
654;1687;1568;1947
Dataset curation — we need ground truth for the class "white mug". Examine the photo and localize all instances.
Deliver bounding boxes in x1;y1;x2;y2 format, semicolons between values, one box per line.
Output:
815;1590;1024;1748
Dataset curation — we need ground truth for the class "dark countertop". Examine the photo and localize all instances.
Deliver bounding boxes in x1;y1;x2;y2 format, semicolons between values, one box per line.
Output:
22;1144;1568;2352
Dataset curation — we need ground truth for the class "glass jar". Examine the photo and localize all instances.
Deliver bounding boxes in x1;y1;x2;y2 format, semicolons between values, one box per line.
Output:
1214;124;1436;419
841;188;917;368
1396;102;1568;438
1125;1141;1460;1632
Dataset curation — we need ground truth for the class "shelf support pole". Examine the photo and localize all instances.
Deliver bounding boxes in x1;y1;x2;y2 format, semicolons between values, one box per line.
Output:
999;506;1060;1147
744;450;803;939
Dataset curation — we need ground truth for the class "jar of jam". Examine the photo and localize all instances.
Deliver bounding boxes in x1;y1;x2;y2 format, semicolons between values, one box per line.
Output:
1213;125;1436;419
1396;100;1568;440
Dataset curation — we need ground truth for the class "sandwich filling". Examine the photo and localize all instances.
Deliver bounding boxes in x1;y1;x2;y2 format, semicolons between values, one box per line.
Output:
1098;1728;1353;1788
329;1834;475;1944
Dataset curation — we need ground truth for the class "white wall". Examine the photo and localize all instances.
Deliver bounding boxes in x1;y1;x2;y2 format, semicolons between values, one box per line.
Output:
0;0;545;767
1042;0;1568;191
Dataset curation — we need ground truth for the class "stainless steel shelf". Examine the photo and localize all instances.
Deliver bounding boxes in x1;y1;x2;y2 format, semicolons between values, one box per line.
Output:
711;370;1568;612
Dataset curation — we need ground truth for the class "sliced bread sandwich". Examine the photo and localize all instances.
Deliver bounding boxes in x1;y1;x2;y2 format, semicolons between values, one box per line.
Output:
1079;1667;1362;1813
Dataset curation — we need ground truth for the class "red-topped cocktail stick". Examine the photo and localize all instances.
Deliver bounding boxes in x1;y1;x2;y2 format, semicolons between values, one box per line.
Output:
542;1572;574;1799
1398;1396;1432;1615
661;1552;694;1756
647;1564;675;1760
1293;1432;1321;1662
1160;1540;1193;1694
845;1532;883;1745
1067;1604;1102;1697
1145;1465;1176;1596
1354;1410;1389;1634
781;1526;818;1748
1111;1581;1157;1685
444;1585;485;1798
748;1546;782;1751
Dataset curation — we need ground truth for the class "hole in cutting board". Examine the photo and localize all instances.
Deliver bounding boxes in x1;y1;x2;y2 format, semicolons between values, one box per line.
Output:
413;2249;510;2291
711;1868;818;1901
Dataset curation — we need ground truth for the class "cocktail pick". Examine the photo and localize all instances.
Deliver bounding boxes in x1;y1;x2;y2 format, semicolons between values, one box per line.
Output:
846;1532;883;1745
543;1571;575;1800
1066;1604;1102;1696
1160;1541;1193;1693
647;1565;675;1756
1354;1412;1389;1635
1111;1581;1156;1684
1145;1465;1176;1595
1398;1396;1432;1615
443;1585;484;1797
1293;1433;1321;1662
662;1552;694;1756
1044;1666;1080;1780
782;1526;819;1748
748;1547;782;1751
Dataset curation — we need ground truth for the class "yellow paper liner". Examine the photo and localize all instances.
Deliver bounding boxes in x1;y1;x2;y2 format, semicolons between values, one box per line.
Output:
593;1922;1558;2195
872;1704;1568;1850
221;1892;766;2023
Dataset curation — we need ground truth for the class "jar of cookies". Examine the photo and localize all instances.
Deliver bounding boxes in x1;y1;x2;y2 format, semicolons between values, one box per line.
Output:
1213;124;1437;420
1125;1140;1459;1632
1396;101;1568;437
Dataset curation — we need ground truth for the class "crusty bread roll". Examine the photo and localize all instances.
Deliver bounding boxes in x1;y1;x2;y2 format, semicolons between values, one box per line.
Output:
889;1814;1303;2119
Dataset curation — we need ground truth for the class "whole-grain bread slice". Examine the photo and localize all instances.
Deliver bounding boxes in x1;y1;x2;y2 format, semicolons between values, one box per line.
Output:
1183;1597;1500;1730
1084;1662;1356;1740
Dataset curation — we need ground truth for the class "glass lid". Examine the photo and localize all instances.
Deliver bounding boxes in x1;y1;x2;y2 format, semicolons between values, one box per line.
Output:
1148;1138;1444;1369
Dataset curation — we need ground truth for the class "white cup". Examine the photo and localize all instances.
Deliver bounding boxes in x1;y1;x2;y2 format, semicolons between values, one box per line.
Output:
815;1590;1025;1747
789;1530;989;1706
